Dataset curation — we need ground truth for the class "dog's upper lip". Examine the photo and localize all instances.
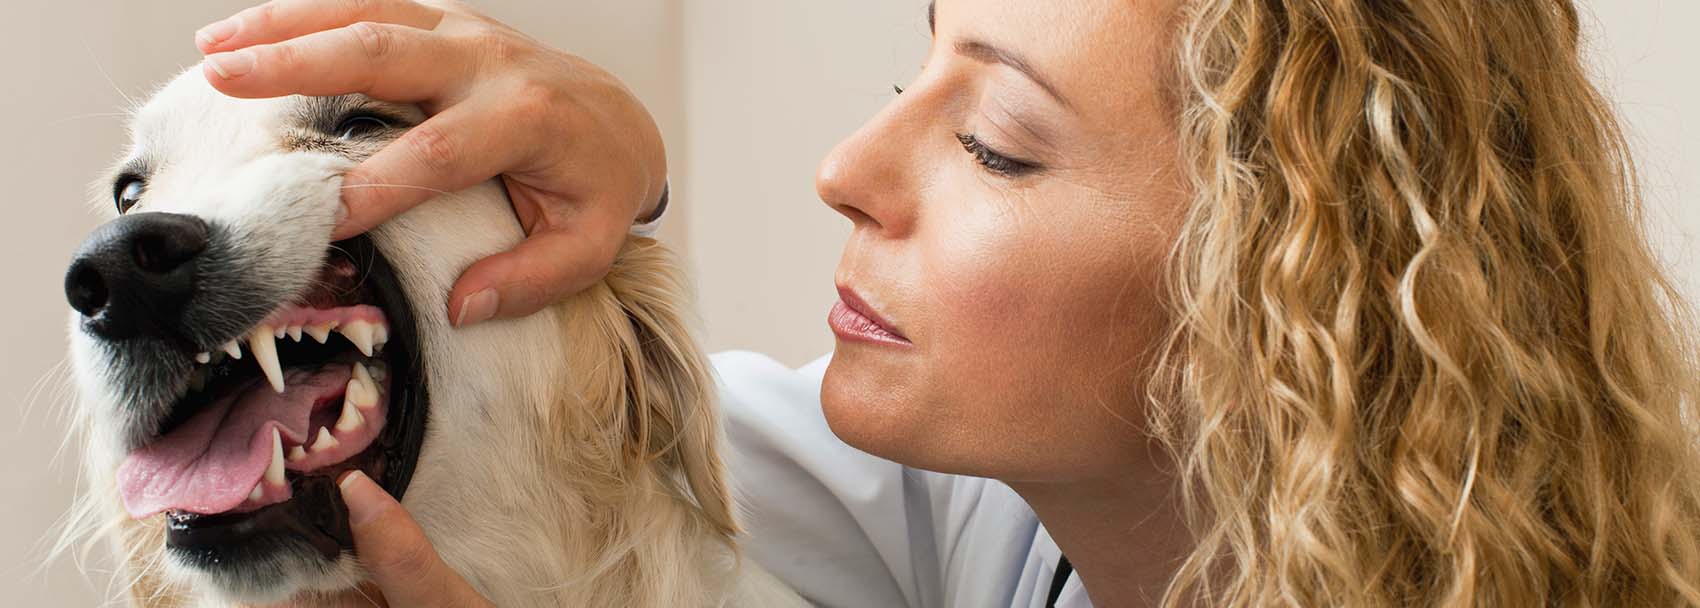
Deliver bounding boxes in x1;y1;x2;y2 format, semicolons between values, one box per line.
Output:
835;284;907;340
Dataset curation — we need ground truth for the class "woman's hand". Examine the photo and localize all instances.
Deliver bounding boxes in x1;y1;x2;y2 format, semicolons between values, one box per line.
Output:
196;0;668;326
260;471;494;607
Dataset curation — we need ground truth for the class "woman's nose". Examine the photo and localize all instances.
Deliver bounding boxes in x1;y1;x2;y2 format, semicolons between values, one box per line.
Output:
816;99;921;235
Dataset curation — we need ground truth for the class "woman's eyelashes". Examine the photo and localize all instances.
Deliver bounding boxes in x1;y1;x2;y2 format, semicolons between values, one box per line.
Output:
955;133;1040;178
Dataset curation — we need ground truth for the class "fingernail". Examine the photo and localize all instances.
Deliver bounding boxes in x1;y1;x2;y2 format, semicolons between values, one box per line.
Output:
196;18;239;48
338;470;393;527
205;50;254;79
455;289;499;327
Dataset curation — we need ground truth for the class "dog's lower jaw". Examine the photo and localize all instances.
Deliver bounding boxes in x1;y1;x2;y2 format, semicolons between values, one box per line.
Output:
173;550;363;607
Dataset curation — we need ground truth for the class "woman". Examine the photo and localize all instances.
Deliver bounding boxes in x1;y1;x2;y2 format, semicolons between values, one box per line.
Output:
195;0;1700;605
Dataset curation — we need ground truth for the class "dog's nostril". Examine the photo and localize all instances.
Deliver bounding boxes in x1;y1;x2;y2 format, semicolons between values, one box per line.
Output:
65;261;110;317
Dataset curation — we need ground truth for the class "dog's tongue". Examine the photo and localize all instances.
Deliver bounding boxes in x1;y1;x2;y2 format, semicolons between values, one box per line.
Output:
117;367;348;519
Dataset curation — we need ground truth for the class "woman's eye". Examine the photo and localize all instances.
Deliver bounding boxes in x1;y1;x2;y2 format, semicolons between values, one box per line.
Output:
113;176;145;213
334;114;392;140
955;133;1039;178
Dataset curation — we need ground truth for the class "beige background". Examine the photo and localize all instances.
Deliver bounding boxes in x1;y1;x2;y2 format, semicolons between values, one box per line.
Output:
1;1;1693;605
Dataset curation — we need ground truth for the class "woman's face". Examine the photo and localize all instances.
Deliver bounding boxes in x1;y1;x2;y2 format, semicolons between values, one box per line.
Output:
818;0;1187;483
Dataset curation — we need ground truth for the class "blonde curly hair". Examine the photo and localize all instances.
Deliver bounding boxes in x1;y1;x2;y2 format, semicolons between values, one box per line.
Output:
1150;1;1700;605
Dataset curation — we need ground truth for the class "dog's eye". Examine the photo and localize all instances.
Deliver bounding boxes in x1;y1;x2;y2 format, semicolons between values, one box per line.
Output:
113;176;145;213
335;114;391;140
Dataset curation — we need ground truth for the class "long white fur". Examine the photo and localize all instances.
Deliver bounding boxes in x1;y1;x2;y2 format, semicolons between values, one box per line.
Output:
58;68;802;607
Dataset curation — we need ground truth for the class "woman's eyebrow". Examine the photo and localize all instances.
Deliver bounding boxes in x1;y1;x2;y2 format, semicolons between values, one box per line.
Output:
954;39;1074;110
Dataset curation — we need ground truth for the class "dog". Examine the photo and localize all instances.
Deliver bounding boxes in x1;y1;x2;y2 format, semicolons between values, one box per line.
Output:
58;66;800;607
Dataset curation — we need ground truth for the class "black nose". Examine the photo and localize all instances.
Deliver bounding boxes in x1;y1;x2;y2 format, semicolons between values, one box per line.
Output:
66;212;210;340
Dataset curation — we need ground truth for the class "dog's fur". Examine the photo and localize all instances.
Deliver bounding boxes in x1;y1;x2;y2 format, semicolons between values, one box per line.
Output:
60;68;798;607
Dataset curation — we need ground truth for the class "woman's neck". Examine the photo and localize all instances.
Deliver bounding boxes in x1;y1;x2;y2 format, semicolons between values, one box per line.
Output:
1007;457;1190;608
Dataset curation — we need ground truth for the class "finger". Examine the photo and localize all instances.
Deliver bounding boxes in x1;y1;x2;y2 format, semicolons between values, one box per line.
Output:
196;0;445;54
333;98;539;240
447;216;629;327
202;22;474;102
338;471;490;607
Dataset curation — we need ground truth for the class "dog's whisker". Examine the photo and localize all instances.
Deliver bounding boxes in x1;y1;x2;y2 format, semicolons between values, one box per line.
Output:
338;183;457;196
19;357;69;428
82;44;136;111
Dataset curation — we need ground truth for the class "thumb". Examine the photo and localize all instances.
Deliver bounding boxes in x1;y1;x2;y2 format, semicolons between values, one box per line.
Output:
337;471;492;607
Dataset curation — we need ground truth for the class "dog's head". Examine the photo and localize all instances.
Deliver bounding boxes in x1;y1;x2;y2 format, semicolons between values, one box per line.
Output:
64;68;732;605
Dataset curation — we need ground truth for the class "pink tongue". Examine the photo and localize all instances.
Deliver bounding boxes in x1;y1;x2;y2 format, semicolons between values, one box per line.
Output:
117;367;350;518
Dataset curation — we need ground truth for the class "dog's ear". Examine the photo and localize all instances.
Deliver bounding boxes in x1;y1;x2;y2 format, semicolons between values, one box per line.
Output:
558;237;738;537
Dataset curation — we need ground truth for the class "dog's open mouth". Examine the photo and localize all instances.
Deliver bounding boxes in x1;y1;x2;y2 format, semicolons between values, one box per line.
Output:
114;236;426;562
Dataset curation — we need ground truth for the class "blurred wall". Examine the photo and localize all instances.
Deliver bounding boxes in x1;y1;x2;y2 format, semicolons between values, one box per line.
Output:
678;0;929;366
1;1;1696;605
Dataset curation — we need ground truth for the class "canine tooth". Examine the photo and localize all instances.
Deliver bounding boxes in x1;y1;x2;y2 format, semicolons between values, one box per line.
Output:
250;326;285;394
334;387;365;429
265;428;286;487
195;352;210;364
373;324;389;349
341;320;376;357
287;445;307;463
348;364;378;410
305;323;333;344
248;482;264;502
222;340;242;360
287;325;303;342
311;427;340;452
352;362;374;389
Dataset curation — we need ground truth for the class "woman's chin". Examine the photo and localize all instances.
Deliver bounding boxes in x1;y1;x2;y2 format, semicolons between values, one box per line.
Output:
821;349;929;463
820;350;994;476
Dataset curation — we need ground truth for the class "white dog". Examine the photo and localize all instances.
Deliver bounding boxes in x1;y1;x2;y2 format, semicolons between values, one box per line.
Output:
59;67;799;607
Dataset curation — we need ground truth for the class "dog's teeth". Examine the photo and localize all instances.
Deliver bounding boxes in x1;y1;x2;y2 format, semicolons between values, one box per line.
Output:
248;482;264;503
287;445;308;463
287;325;303;342
368;362;387;383
222;340;242;360
273;326;286;340
341;320;376;357
353;361;375;390
349;363;379;410
311;427;340;452
265;428;287;487
306;322;334;344
250;326;285;394
195;352;210;364
373;324;389;351
336;394;366;433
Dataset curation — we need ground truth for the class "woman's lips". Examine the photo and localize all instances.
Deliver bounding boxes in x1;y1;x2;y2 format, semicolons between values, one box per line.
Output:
830;287;912;347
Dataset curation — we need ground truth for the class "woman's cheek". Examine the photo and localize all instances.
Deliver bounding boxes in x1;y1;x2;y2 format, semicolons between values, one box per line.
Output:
921;201;1080;391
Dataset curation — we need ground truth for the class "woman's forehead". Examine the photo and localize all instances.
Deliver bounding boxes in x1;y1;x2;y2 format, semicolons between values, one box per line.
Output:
929;0;1178;120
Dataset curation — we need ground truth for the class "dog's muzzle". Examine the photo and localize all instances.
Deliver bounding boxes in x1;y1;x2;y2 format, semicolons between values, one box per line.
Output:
64;212;430;577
